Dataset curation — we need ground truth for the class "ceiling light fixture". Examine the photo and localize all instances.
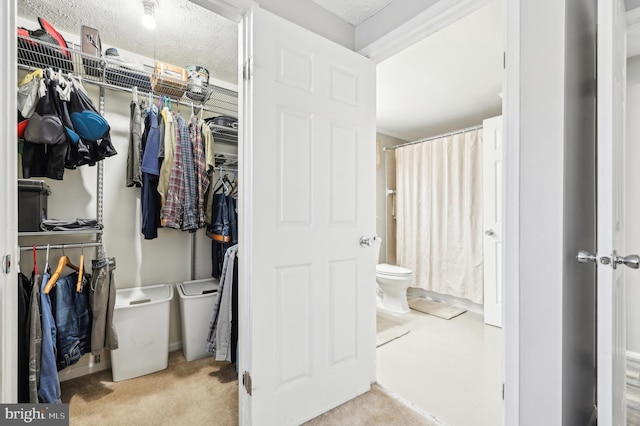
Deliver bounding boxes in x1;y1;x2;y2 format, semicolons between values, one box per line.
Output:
141;0;156;30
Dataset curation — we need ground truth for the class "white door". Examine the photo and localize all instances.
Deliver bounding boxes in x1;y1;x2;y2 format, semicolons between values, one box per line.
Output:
482;115;503;328
596;0;632;423
239;6;376;426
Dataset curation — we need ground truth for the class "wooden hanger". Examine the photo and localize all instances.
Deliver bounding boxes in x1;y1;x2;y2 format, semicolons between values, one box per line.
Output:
44;253;80;294
76;249;85;292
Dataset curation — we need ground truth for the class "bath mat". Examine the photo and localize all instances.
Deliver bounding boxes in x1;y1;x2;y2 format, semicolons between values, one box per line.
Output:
408;298;466;320
376;325;410;347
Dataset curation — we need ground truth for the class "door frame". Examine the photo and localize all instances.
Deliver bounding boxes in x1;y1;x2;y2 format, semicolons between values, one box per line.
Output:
0;0;18;403
359;0;517;423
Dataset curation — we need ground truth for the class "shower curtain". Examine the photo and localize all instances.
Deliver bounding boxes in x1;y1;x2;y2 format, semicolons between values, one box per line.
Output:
395;129;483;304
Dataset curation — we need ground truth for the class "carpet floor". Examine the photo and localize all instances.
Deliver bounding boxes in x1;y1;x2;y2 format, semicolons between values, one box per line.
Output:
61;351;437;425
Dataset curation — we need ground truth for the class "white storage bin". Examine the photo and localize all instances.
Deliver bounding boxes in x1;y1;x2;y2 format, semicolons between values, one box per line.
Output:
110;284;174;382
176;278;219;361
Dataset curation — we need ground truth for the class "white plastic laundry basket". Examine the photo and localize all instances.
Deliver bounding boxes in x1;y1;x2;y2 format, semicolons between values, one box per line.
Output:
110;284;173;382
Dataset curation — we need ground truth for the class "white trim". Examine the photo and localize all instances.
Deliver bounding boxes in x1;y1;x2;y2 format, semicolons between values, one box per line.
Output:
376;127;410;142
627;7;640;29
375;383;447;426
0;0;18;403
188;0;253;22
168;341;183;353
628;350;640;363
357;0;493;63
238;8;253;426
58;359;112;382
503;0;520;423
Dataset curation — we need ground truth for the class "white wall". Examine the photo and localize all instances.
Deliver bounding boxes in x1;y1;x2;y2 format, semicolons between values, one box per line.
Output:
375;133;406;264
626;55;640;353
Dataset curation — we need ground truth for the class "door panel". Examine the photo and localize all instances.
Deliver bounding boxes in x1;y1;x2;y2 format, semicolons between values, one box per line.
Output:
482;115;503;328
597;0;628;423
241;6;376;425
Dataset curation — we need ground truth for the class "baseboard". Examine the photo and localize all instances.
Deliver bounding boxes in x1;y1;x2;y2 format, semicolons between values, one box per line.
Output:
169;341;183;353
58;342;184;382
58;356;111;382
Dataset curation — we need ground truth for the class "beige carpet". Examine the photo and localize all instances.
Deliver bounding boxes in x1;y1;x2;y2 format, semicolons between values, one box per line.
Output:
408;298;466;320
61;351;438;425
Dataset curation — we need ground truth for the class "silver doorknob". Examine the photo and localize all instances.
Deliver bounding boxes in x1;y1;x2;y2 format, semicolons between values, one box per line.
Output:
360;236;380;247
484;229;495;236
614;253;640;269
576;250;597;264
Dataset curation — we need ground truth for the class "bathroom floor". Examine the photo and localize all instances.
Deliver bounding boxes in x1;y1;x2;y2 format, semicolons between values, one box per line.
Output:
376;305;502;426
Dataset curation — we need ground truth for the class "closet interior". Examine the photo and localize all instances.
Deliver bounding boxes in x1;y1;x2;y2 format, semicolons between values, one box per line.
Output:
15;1;240;406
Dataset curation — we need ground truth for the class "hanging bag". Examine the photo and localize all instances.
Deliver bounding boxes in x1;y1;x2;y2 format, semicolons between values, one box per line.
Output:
24;74;66;146
68;80;110;142
17;17;73;73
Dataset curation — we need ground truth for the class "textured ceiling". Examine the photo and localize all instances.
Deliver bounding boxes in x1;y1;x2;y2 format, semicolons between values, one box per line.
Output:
311;0;395;25
18;0;239;85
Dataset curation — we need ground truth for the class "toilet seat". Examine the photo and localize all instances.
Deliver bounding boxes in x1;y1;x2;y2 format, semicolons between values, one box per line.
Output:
376;263;412;277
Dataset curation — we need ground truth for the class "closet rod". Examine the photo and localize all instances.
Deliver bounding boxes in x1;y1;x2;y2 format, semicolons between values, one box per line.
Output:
383;124;483;151
19;242;102;252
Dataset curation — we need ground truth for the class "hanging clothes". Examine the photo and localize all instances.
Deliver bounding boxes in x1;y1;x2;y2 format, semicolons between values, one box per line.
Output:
176;113;198;231
201;120;216;225
28;272;43;403
163;113;186;230
209;189;238;278
126;92;143;187
17;272;31;403
158;107;176;219
206;244;238;362
38;270;61;403
49;272;92;371
190;115;209;228
89;257;118;357
141;106;161;239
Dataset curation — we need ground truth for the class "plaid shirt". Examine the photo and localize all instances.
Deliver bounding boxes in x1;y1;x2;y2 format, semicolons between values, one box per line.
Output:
177;114;197;231
162;114;184;229
190;116;209;228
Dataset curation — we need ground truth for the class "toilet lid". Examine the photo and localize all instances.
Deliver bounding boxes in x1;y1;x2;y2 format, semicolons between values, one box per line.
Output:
376;263;412;276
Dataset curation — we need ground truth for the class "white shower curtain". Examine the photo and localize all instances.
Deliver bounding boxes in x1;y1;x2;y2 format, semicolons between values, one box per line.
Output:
395;129;483;304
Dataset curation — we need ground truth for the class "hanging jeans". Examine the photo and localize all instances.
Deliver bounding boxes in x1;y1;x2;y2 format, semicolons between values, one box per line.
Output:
17;273;30;403
29;273;43;403
39;272;61;403
50;272;92;371
90;257;119;356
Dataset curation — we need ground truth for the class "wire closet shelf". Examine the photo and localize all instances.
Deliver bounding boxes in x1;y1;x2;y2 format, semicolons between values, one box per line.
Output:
17;34;238;143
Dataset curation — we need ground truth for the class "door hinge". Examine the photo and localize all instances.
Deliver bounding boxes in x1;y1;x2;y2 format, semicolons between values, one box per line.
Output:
502;383;505;400
243;371;252;396
503;52;506;69
2;254;10;274
243;57;252;81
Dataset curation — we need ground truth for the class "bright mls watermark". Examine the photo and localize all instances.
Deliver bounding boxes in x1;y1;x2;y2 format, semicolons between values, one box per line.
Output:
1;404;68;425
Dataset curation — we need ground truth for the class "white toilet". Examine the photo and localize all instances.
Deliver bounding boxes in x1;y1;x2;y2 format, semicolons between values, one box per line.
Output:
376;263;413;313
374;239;413;313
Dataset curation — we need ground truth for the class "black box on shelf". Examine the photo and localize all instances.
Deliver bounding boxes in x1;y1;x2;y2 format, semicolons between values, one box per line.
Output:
18;179;51;232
